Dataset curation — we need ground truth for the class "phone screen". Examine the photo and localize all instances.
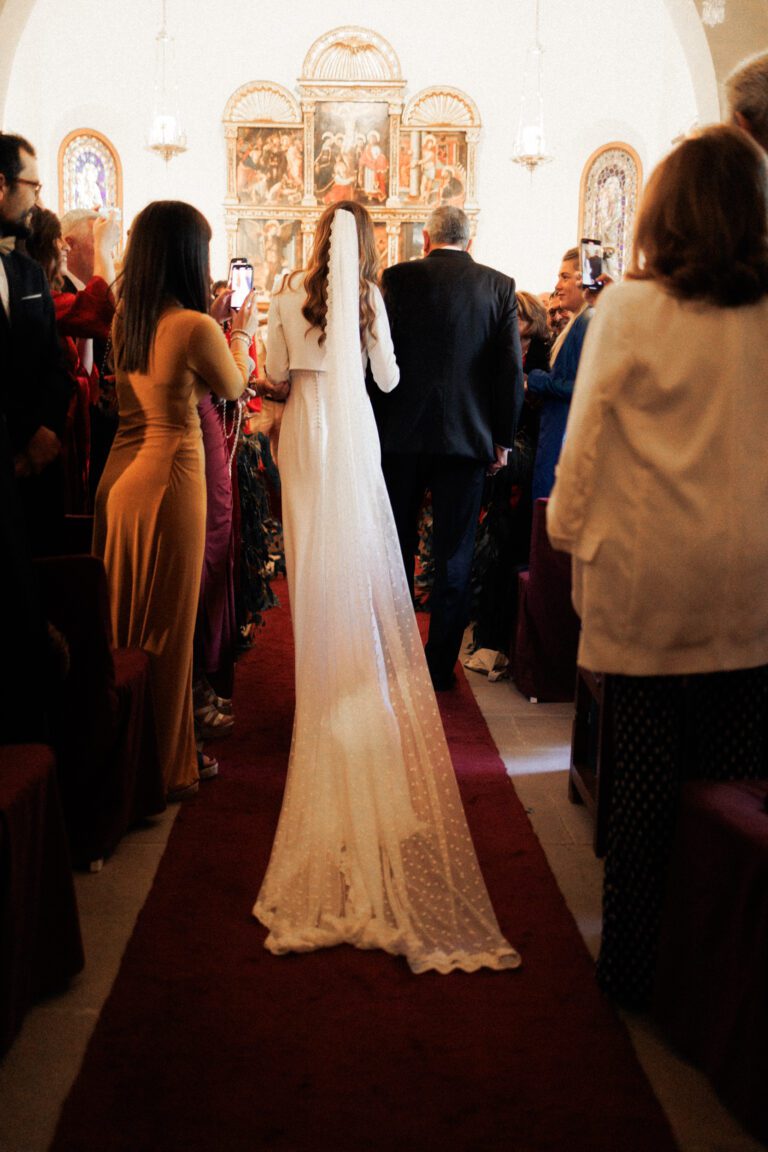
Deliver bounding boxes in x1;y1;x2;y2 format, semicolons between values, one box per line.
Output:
580;238;604;289
228;260;254;310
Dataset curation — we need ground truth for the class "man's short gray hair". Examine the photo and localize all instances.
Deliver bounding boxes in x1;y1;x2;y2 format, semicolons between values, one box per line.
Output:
725;51;768;153
425;205;471;248
60;208;99;236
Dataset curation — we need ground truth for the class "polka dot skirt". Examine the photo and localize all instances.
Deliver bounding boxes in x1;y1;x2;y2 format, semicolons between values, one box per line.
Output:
596;664;768;1009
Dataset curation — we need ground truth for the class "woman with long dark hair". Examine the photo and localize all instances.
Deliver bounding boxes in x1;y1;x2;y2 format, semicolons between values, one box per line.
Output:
25;205;118;511
253;200;520;974
548;124;768;1007
93;200;257;800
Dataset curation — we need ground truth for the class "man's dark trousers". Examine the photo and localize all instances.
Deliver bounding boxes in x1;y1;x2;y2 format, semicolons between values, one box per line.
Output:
382;452;486;689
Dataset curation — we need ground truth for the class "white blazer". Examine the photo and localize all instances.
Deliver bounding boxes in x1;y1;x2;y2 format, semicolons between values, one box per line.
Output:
265;278;399;392
547;278;768;676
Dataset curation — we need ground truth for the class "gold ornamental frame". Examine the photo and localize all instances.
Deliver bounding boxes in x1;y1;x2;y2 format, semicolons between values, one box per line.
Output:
222;26;481;284
58;127;123;218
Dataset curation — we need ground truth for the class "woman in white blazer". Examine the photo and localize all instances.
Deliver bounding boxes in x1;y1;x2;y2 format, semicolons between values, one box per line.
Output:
547;124;768;1008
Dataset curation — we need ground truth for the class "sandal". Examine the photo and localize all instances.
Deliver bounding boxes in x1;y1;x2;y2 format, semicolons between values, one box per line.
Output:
197;750;219;780
194;679;235;720
194;701;234;741
167;780;199;803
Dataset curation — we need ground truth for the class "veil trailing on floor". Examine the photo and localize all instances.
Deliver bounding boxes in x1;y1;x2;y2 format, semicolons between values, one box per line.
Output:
253;209;520;974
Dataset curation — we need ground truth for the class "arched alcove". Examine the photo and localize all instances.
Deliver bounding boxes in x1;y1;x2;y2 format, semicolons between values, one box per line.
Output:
0;0;753;289
3;0;749;129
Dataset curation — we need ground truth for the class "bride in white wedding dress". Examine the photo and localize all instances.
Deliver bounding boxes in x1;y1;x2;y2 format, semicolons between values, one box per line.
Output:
253;201;520;974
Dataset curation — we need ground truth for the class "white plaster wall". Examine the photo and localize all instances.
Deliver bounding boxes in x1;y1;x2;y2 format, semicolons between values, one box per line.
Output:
5;0;705;290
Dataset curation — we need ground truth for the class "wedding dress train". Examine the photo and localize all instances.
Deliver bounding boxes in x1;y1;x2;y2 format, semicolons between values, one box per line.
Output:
253;210;520;974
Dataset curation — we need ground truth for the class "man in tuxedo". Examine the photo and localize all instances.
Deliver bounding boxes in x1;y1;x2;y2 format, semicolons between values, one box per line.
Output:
376;205;524;690
0;133;72;740
0;132;71;554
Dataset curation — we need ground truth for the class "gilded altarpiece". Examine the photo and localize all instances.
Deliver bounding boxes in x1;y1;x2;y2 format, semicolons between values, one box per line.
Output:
223;27;481;289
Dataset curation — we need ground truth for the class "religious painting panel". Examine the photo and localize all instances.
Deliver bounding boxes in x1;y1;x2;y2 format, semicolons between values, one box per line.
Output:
313;101;390;206
234;217;303;294
397;131;467;208
58;129;122;216
235;126;304;207
372;221;390;276
579;144;642;281
400;220;426;262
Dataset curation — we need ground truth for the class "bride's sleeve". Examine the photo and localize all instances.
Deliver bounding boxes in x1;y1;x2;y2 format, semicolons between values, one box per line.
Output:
265;294;290;384
366;285;399;393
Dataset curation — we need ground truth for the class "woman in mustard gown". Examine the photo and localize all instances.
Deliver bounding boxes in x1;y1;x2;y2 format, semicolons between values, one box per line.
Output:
93;201;257;800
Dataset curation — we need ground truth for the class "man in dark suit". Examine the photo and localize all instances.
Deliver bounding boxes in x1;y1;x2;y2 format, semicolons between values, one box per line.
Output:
376;205;524;690
0;132;72;554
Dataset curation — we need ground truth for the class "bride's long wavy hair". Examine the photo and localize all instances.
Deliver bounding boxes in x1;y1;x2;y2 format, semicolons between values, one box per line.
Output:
283;201;379;346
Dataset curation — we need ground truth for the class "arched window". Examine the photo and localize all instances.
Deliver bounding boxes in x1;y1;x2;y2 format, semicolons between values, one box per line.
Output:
58;129;122;217
579;143;642;280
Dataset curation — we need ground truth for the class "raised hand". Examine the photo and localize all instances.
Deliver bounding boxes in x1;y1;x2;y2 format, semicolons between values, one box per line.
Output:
233;289;260;338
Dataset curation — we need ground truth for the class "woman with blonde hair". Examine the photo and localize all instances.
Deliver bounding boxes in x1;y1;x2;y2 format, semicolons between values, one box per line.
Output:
253;200;520;975
547;124;768;1007
516;289;550;360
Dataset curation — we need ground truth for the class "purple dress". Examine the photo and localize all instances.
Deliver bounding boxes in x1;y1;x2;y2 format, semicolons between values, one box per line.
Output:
195;393;237;694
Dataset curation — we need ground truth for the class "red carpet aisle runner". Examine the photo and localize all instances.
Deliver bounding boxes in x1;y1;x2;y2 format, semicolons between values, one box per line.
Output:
52;582;677;1152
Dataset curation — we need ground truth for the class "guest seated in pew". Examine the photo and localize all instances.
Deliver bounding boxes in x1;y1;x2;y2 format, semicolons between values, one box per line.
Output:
547;124;768;1009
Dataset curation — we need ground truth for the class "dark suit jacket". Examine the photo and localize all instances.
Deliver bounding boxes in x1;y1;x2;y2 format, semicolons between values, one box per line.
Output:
374;248;524;461
0;249;71;453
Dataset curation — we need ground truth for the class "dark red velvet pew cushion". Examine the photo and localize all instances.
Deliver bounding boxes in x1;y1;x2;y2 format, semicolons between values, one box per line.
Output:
0;744;83;1055
654;779;768;1144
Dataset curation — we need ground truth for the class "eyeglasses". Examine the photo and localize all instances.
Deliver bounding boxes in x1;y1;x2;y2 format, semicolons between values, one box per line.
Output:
14;177;42;196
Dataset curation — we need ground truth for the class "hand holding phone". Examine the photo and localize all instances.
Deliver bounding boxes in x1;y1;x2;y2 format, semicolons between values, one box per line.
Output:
228;257;254;311
580;238;604;290
231;290;259;338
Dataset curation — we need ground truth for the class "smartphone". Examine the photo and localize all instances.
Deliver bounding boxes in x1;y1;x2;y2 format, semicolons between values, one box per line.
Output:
228;257;254;311
580;238;604;289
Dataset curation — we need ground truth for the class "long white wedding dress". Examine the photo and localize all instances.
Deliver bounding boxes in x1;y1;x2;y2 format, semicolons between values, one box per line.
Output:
253;210;520;974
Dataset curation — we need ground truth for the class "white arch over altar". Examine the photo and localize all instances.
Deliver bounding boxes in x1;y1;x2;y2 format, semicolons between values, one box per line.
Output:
0;0;762;288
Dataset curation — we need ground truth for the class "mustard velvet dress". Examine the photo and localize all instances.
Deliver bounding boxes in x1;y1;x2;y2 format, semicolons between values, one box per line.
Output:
93;309;249;794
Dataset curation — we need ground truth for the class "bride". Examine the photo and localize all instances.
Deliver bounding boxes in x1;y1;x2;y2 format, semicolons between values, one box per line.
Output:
253;201;520;975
